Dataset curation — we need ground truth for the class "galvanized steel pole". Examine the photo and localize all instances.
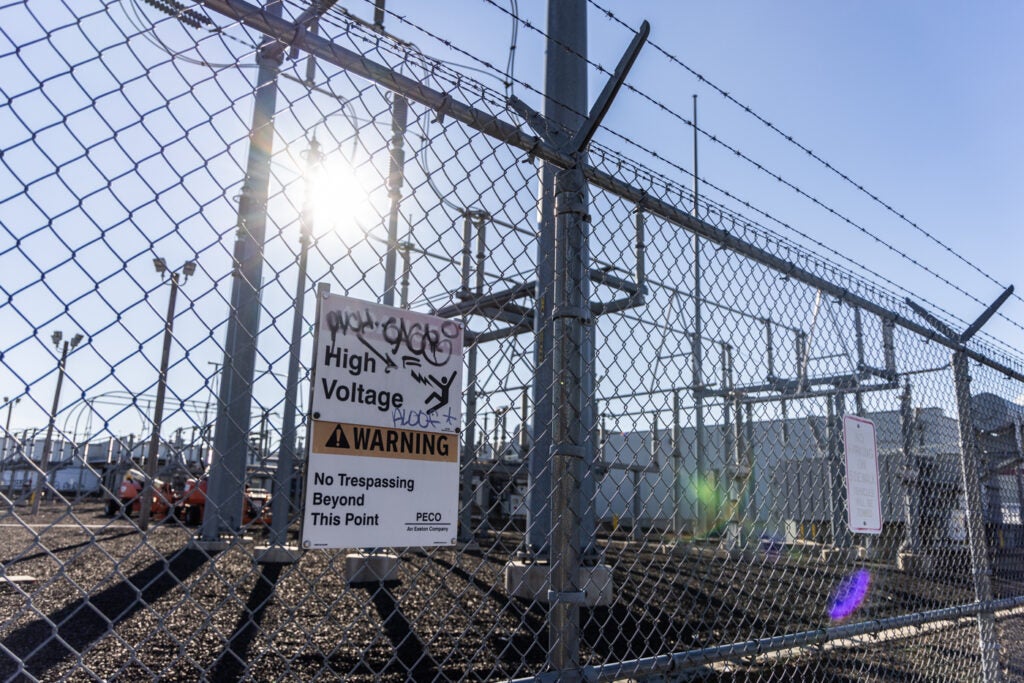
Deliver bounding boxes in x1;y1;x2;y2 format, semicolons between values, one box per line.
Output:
201;0;283;543
952;350;1002;682
265;137;320;555
382;95;408;307
543;0;588;674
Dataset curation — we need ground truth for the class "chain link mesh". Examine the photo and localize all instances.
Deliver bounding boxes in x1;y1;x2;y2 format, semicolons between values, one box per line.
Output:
2;2;1023;681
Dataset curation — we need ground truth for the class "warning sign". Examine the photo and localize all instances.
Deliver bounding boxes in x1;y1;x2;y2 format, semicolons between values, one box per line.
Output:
843;415;882;535
313;422;457;463
301;293;463;550
312;295;463;433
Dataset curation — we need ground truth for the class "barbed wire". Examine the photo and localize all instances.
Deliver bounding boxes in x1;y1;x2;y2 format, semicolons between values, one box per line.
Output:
333;0;1024;361
586;0;1022;311
463;0;1024;343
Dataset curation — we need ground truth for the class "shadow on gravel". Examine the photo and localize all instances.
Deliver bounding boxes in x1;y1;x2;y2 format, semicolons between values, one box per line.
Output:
0;547;208;680
209;562;283;682
1;529;138;567
364;581;439;679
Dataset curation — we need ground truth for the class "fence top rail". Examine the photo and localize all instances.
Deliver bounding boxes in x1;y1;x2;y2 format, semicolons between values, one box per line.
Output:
196;0;1024;385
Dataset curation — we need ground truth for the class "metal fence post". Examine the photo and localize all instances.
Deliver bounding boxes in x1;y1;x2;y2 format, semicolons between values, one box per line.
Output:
549;158;588;677
261;137;320;561
828;392;852;554
952;349;1002;682
382;94;408;308
200;0;283;544
899;381;923;558
526;0;588;562
541;2;588;674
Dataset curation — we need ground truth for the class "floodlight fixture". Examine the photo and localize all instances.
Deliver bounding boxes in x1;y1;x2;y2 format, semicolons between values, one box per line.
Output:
153;257;168;274
182;260;197;277
51;331;62;347
70;334;84;349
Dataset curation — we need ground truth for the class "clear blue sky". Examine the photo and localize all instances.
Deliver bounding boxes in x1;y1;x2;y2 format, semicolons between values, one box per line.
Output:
2;0;1023;437
386;0;1024;342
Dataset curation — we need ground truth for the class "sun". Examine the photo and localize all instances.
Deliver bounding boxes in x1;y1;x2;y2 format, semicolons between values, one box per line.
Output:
304;154;381;236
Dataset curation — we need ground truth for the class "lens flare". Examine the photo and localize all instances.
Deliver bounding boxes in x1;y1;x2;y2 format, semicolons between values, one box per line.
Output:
828;569;871;620
694;476;719;508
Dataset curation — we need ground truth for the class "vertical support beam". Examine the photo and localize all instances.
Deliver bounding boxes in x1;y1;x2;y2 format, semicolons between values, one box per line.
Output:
795;331;808;391
744;402;755;533
692;236;705;533
828;392;852;552
854;307;866;415
139;273;180;531
32;342;70;516
458;212;478;543
952;350;1002;682
202;1;283;543
727;396;744;550
382;95;408;307
527;0;588;559
264;138;319;558
1014;419;1024;536
519;389;529;454
899;381;922;555
399;241;411;309
719;344;733;546
882;319;896;376
459;341;479;543
671;389;683;535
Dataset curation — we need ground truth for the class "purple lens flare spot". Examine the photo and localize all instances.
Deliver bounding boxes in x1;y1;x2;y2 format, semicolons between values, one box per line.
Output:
828;569;871;620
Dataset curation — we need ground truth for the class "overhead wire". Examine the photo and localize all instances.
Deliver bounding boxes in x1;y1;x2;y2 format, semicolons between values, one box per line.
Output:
468;0;1024;346
586;0;1020;310
118;0;259;69
312;2;1024;366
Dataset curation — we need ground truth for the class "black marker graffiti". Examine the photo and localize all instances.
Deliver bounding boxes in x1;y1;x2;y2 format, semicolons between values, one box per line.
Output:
381;316;459;367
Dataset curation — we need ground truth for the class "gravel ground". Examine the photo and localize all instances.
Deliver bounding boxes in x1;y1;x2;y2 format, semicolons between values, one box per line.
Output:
2;501;1023;681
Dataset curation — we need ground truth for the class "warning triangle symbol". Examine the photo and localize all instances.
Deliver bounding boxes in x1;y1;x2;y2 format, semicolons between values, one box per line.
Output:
325;424;350;449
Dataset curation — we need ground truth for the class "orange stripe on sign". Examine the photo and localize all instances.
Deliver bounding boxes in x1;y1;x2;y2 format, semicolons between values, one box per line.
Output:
311;421;458;463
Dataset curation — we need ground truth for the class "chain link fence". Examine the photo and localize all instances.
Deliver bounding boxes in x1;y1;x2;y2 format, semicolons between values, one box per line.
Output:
3;1;1024;681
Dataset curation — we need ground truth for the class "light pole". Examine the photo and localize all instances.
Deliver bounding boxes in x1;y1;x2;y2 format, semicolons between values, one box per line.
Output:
138;258;195;531
32;331;84;515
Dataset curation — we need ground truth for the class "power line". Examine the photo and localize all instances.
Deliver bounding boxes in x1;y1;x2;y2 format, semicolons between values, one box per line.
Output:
321;0;1024;361
587;0;1022;311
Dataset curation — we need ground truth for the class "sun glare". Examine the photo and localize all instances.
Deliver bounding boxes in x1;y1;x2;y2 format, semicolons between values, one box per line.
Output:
305;156;380;235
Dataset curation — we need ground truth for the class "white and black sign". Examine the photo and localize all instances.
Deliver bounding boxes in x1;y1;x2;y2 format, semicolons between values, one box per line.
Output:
312;295;463;434
301;421;459;548
843;415;882;535
302;294;463;549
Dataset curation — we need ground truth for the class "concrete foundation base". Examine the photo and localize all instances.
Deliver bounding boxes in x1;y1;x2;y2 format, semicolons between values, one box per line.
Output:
897;551;935;573
255;545;303;564
188;538;229;553
504;561;613;607
346;552;400;585
820;546;864;563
